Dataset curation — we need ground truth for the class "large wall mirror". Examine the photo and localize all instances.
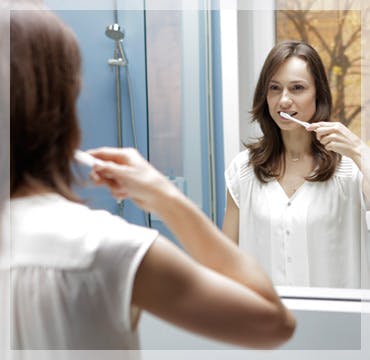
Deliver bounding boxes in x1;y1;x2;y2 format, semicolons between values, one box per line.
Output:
221;0;370;308
43;0;370;311
32;0;370;352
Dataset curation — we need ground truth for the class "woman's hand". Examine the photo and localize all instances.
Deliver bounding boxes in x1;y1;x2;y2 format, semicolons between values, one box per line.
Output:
307;121;363;159
88;147;179;214
307;122;370;201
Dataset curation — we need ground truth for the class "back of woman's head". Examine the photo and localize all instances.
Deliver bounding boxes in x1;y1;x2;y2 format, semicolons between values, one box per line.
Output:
11;1;81;199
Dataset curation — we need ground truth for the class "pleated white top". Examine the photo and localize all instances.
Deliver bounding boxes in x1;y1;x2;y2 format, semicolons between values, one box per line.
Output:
225;150;369;288
6;193;158;350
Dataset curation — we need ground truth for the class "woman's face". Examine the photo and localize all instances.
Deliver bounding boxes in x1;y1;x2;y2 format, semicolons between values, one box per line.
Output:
266;56;316;131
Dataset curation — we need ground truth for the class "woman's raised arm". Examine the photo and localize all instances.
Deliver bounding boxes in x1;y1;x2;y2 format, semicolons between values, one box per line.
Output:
89;147;295;348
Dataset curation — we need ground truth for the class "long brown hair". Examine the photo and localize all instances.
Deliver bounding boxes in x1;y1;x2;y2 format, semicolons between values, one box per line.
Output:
247;40;340;183
10;3;82;200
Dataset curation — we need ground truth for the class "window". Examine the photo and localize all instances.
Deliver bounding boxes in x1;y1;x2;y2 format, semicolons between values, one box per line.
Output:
276;4;362;137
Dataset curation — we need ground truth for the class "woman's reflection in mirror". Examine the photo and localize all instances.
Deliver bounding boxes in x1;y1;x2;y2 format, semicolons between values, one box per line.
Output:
223;40;370;288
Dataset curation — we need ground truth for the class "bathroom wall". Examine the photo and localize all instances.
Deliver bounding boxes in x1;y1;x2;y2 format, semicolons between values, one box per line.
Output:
48;7;149;226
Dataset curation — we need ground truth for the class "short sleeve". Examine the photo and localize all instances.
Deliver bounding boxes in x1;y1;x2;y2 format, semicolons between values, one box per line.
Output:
89;210;158;332
335;156;367;211
225;150;250;208
358;169;369;211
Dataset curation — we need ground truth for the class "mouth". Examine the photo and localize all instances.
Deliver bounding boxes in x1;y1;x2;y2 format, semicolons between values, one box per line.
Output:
278;111;298;117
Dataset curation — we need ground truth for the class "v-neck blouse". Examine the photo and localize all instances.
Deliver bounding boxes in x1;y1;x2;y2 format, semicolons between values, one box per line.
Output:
225;150;369;288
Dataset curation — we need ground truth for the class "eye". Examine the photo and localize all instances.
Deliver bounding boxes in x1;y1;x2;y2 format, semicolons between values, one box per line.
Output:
269;84;280;91
291;84;305;91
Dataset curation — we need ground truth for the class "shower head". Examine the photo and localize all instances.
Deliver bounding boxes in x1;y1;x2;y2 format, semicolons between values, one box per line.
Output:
105;23;128;66
105;24;125;40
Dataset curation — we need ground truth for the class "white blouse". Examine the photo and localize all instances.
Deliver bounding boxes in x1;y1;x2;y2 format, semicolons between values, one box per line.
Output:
4;193;158;350
225;150;369;288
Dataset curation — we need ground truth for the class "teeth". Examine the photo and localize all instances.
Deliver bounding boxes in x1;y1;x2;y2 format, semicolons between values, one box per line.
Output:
279;111;297;116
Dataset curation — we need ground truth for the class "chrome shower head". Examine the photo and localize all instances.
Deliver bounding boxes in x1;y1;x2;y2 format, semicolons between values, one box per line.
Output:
105;24;125;40
105;23;128;66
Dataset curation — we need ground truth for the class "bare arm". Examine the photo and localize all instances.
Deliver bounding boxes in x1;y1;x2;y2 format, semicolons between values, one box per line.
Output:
133;235;294;348
89;147;295;348
222;190;239;245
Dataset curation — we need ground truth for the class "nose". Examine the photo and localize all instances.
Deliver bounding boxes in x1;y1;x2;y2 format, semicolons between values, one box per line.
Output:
279;89;292;108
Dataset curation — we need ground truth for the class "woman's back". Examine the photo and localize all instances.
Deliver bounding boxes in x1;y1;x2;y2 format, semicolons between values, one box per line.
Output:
9;193;157;349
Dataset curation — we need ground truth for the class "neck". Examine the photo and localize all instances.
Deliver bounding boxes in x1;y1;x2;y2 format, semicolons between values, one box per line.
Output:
11;182;53;199
281;129;312;161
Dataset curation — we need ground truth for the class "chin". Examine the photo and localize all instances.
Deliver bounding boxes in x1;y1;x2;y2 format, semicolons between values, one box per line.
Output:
274;120;296;131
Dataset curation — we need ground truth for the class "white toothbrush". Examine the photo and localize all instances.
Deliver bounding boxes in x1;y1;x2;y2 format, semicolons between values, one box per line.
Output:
74;150;104;167
279;111;310;129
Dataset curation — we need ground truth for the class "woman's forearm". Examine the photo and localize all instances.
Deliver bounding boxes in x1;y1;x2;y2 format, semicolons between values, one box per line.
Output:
152;188;282;305
89;147;283;304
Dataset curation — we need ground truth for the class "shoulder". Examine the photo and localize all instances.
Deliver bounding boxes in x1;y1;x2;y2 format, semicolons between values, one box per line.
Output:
229;149;250;167
226;149;254;182
10;193;158;269
89;208;158;247
334;156;360;178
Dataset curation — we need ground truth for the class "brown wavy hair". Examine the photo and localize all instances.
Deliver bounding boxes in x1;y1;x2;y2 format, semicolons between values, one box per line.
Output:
11;3;82;200
247;40;341;183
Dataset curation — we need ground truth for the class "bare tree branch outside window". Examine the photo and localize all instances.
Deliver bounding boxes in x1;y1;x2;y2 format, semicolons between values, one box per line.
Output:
276;0;362;136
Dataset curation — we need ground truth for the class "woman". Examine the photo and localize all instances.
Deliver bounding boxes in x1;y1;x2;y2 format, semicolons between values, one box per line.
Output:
223;40;370;288
8;2;295;350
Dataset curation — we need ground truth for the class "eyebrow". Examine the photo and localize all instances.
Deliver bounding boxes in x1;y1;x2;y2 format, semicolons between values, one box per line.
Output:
269;79;310;85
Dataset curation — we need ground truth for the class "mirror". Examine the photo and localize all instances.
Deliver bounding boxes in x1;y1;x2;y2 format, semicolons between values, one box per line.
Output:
46;1;370;302
220;0;370;295
144;0;370;294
